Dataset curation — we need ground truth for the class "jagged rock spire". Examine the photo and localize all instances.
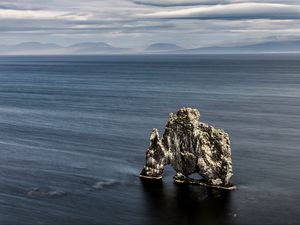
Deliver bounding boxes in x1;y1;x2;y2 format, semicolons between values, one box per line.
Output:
140;107;234;189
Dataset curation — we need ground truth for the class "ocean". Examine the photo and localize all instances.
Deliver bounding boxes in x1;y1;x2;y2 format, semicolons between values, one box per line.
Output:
0;54;299;225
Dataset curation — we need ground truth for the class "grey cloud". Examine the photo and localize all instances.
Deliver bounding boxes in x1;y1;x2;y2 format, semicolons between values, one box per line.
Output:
133;0;300;7
119;24;176;33
0;24;174;34
140;3;300;20
0;1;44;10
133;0;222;7
1;0;300;48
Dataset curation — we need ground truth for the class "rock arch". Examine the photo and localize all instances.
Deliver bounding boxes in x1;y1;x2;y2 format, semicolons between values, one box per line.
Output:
140;108;234;189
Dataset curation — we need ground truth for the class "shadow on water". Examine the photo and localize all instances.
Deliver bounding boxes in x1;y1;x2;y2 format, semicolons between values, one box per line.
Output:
140;178;233;225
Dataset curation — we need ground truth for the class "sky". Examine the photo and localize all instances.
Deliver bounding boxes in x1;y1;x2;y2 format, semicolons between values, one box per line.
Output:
1;0;300;48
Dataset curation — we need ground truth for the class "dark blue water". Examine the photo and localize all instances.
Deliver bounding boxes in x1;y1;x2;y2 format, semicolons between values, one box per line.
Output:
0;55;299;225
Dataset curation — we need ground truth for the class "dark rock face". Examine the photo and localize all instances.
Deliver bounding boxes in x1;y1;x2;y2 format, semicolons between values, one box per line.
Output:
140;108;233;188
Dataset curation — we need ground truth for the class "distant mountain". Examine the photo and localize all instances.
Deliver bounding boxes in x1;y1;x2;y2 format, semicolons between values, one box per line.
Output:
145;43;184;52
0;42;131;55
13;42;61;51
0;42;61;55
68;42;112;49
180;40;300;54
66;42;128;54
1;40;300;55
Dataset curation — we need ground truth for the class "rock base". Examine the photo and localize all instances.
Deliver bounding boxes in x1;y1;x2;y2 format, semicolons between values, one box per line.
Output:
173;174;236;190
139;174;162;180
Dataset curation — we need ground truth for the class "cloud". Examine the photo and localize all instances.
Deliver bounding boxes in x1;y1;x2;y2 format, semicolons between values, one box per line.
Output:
133;0;300;7
1;0;300;48
133;0;222;7
140;3;300;20
0;9;90;20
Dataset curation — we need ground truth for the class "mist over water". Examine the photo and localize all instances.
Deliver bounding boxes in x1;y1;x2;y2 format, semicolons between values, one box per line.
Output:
0;54;299;225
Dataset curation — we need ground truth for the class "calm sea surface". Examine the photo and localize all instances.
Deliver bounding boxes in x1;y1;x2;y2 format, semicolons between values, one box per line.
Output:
0;54;299;225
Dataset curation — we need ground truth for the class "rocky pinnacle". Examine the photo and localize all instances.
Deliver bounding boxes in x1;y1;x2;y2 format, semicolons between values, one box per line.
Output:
140;107;234;189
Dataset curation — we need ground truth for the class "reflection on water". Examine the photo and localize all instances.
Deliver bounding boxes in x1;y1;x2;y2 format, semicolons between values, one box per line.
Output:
141;178;233;225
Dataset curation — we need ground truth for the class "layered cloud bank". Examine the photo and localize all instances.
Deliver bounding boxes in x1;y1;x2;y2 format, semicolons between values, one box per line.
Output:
134;0;300;7
1;0;300;49
141;3;300;20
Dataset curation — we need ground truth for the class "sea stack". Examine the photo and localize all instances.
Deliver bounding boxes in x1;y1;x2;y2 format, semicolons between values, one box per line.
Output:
140;107;234;189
